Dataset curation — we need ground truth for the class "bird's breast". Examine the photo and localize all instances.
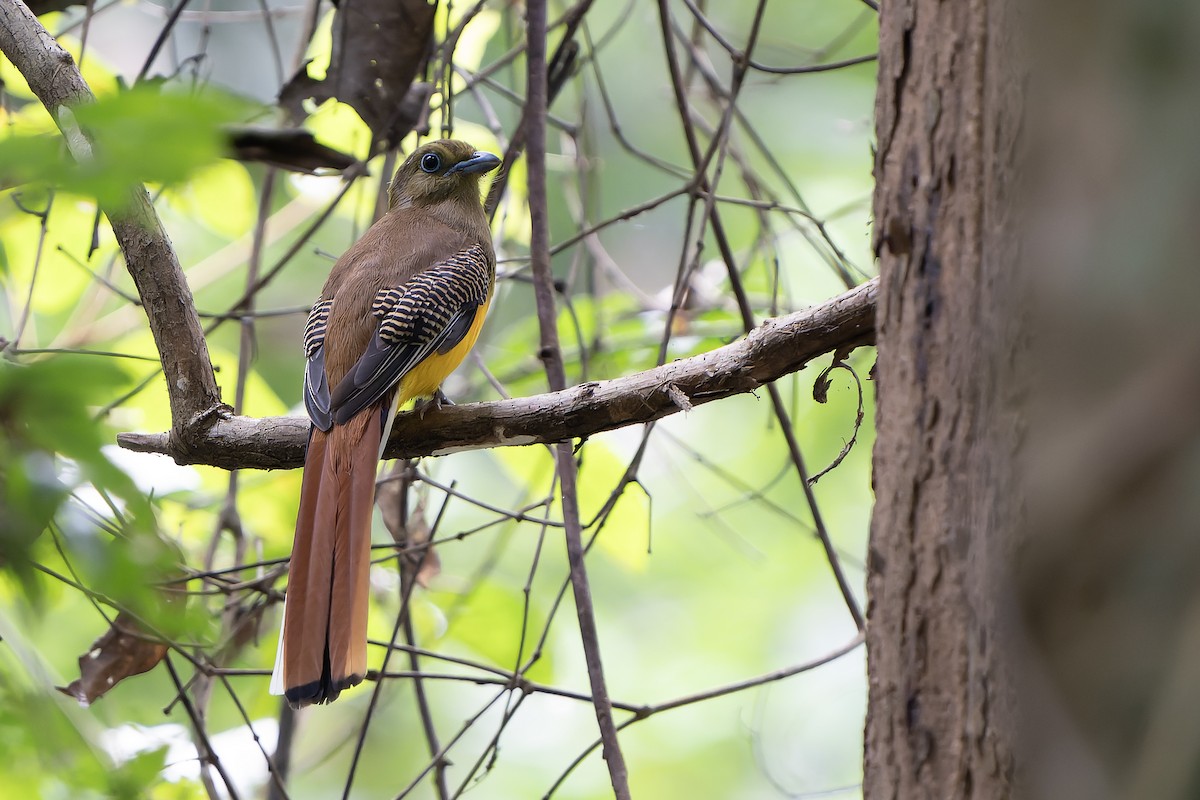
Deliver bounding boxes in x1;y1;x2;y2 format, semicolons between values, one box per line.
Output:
396;295;492;406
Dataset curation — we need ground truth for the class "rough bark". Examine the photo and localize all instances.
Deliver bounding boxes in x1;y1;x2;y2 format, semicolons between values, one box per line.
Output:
117;278;877;469
865;0;1020;796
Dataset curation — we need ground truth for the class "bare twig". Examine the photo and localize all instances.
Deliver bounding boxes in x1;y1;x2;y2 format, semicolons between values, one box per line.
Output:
525;0;629;794
162;655;243;800
135;0;194;83
656;0;866;632
543;634;866;797
809;356;867;484
676;0;876;75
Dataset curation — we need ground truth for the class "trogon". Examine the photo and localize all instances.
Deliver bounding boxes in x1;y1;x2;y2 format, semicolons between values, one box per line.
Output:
270;139;501;707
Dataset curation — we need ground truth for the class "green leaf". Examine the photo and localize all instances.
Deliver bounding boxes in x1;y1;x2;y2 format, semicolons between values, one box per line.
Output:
0;86;250;211
0;357;180;616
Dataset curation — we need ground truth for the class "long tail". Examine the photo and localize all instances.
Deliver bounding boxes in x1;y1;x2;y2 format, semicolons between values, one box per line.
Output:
271;407;381;707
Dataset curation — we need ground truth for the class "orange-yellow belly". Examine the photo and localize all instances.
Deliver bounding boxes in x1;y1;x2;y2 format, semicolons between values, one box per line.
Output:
396;295;491;406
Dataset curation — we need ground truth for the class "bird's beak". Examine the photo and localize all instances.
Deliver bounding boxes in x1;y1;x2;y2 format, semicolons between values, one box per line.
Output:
446;151;502;175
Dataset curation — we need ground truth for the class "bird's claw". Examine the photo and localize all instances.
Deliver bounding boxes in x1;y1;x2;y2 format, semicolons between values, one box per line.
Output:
415;389;454;420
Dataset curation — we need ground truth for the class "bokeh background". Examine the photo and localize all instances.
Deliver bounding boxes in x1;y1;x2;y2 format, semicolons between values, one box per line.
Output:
0;1;879;797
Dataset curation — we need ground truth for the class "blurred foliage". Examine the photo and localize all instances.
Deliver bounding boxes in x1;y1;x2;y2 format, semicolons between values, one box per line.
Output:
0;86;245;211
0;1;878;798
0;358;167;607
0;657;170;800
0;356;213;797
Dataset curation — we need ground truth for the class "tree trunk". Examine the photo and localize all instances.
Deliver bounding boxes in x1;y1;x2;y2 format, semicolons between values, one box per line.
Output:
864;0;1021;796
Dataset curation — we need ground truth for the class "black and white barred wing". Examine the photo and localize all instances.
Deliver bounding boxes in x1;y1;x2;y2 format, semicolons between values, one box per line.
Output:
302;298;334;431
329;243;491;425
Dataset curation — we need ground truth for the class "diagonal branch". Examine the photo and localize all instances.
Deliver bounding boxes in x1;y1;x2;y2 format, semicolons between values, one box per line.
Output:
116;278;877;469
0;0;224;442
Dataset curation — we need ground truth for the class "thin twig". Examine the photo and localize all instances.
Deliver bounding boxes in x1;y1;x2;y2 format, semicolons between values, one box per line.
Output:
543;634;866;797
676;0;876;75
135;0;195;83
525;2;630;793
163;655;243;800
656;0;866;632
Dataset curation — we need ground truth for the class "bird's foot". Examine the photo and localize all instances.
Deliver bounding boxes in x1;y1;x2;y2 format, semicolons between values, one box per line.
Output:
415;389;454;420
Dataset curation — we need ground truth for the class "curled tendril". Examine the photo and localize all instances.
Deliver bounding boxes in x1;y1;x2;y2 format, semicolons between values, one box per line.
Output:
809;352;867;485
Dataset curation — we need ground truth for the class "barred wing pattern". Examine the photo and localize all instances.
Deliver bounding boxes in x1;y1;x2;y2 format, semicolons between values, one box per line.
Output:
328;244;491;425
303;298;334;431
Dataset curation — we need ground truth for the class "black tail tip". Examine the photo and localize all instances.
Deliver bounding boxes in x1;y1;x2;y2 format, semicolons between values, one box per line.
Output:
284;672;364;709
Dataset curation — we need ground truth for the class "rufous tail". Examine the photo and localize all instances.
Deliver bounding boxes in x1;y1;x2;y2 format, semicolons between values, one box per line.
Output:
273;407;380;707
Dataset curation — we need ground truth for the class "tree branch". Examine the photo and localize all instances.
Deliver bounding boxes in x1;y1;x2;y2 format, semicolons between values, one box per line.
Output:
523;0;630;795
116;278;877;469
0;0;224;443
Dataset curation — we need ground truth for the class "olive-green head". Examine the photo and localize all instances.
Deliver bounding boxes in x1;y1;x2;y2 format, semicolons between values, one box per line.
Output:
388;139;501;209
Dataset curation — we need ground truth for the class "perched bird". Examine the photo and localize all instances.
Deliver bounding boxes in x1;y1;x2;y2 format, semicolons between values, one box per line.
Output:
270;140;500;707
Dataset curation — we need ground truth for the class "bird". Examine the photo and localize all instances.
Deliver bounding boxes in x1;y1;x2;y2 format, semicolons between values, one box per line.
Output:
269;139;501;707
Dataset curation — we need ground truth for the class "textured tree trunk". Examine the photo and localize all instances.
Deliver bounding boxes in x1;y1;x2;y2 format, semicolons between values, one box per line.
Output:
864;0;1021;797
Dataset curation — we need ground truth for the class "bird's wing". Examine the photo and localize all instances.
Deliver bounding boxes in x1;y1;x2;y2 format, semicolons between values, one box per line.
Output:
328;243;492;425
302;298;334;431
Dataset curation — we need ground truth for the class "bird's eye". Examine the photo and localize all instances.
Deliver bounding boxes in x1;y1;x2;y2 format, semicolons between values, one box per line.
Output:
420;153;441;173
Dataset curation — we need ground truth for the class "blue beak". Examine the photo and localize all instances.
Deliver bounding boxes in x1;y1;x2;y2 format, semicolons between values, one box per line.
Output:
446;151;501;175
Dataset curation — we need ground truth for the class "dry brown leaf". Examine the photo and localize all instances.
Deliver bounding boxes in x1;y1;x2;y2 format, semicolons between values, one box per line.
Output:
279;0;437;149
57;612;167;706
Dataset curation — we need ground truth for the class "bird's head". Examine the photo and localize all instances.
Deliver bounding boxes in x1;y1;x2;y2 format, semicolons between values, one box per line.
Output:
387;140;501;209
